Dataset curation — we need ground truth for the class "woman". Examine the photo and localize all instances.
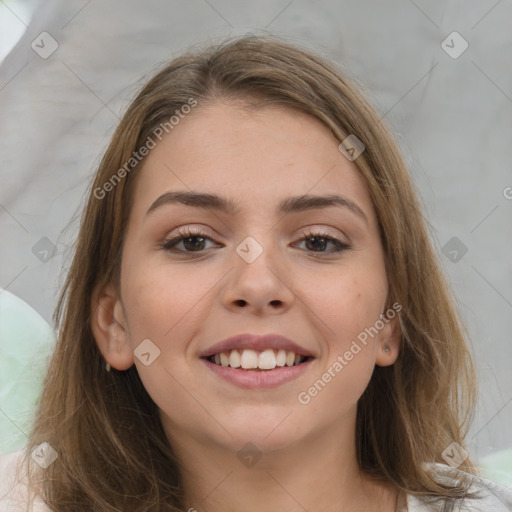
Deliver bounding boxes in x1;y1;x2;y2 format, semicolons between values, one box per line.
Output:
1;34;511;511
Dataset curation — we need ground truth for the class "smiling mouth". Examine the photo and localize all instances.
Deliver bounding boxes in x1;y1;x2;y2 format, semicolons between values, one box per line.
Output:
204;348;312;370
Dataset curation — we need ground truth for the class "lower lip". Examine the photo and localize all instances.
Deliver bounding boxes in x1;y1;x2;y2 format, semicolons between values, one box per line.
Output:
201;358;313;389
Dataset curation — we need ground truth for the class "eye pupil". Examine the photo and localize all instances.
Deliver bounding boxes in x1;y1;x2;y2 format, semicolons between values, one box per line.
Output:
183;236;206;251
306;236;328;251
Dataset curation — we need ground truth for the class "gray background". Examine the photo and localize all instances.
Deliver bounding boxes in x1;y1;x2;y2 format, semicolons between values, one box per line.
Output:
0;0;511;465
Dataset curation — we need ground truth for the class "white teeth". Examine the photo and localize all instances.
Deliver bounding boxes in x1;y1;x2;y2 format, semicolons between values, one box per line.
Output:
240;349;259;369
276;349;287;366
259;349;277;369
211;348;307;369
229;349;241;368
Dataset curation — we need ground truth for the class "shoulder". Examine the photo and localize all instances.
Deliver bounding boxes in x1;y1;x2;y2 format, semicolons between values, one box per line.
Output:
0;449;50;512
404;462;512;511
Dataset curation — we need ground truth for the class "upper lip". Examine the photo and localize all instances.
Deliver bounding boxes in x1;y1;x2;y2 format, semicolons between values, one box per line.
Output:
199;333;314;358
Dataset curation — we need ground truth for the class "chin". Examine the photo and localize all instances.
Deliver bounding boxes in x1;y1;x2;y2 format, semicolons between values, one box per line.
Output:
217;410;307;452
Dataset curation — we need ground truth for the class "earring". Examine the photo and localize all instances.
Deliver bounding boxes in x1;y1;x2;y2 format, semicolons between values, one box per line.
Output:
105;362;111;372
384;346;390;353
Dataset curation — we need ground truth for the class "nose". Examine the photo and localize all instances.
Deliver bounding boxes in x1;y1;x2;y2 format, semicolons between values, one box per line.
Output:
221;237;295;315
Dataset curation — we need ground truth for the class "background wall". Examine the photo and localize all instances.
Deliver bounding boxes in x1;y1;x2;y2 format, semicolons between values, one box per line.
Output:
0;0;511;467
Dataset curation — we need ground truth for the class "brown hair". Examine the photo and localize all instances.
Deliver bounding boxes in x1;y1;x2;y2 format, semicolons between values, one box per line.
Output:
20;34;479;510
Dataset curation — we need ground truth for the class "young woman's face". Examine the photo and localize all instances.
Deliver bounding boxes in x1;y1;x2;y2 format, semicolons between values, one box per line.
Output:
105;100;399;455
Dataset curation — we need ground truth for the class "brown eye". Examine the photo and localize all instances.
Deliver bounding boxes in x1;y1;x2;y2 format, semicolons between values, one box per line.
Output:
295;230;351;253
160;228;218;253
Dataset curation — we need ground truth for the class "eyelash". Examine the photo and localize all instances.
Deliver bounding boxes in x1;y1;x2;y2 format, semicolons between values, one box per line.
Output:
160;228;351;255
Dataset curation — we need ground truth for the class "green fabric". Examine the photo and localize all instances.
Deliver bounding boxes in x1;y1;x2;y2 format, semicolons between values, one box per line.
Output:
478;449;512;488
0;290;56;453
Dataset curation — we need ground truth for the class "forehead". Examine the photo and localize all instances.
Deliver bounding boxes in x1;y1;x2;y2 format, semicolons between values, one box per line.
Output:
129;101;375;223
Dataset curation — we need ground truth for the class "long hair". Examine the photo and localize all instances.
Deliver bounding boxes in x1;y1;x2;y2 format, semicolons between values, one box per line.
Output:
20;34;478;511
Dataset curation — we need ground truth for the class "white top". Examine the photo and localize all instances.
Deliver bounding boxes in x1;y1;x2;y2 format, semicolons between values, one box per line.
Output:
1;449;511;511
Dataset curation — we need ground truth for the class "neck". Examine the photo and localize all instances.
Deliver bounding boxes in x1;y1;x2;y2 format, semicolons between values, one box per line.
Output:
166;415;398;512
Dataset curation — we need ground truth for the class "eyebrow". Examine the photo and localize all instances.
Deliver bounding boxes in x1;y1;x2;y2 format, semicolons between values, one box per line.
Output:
145;190;368;224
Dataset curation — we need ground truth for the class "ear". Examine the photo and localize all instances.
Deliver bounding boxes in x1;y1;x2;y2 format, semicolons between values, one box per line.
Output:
375;310;401;367
90;281;134;370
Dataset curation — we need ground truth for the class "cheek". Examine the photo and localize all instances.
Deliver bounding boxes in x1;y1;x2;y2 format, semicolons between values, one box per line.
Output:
120;266;210;423
119;260;217;397
300;350;375;417
309;265;388;347
299;271;384;409
122;261;209;342
307;265;387;409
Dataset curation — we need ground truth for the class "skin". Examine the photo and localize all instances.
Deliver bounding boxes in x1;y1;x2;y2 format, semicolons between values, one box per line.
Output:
92;100;402;512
